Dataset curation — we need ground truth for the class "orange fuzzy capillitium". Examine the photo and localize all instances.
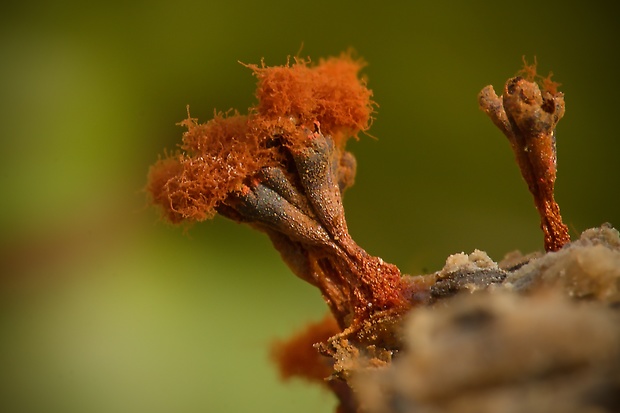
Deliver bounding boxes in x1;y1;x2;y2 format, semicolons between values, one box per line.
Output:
147;54;374;224
147;113;273;223
250;54;374;145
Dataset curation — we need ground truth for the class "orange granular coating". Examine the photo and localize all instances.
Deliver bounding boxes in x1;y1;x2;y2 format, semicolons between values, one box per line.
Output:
148;54;374;223
271;314;340;383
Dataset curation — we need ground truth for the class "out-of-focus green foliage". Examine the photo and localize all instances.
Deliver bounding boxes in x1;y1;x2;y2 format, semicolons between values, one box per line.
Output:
1;1;618;412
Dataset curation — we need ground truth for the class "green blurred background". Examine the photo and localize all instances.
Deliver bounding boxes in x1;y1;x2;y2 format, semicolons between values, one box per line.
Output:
1;1;618;412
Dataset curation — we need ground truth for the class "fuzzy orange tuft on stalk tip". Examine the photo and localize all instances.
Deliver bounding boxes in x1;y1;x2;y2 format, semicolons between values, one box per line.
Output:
147;54;418;335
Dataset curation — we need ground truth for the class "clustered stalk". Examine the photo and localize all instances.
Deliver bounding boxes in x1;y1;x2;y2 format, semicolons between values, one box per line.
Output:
220;124;410;329
147;55;413;331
